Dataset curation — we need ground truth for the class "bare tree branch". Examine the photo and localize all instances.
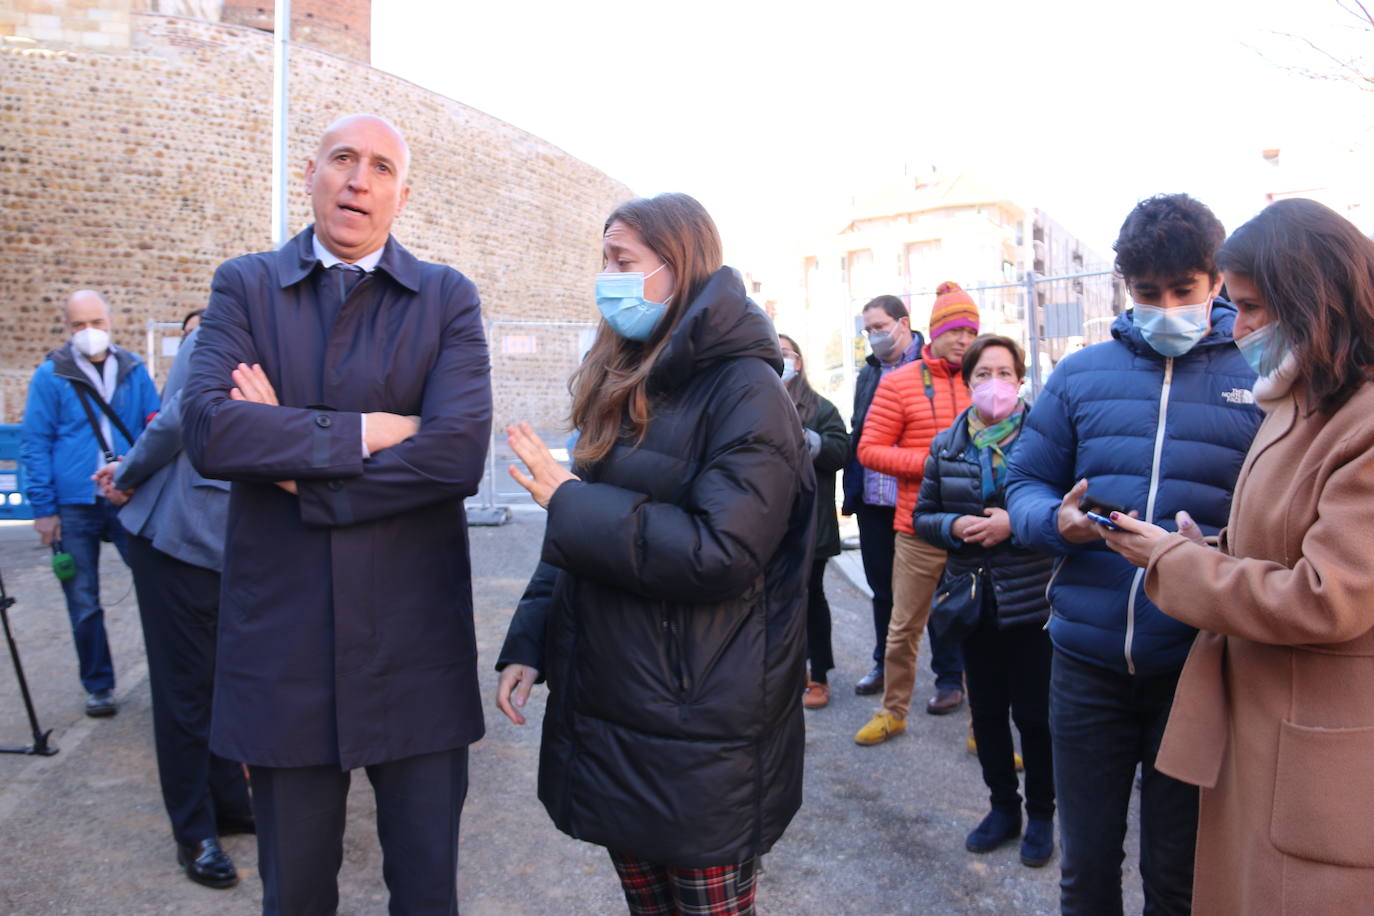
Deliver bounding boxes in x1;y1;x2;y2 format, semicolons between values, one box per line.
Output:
1248;3;1374;93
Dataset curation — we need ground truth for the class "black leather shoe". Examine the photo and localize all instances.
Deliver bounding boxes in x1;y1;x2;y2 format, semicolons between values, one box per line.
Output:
926;687;964;715
854;664;884;696
217;813;256;836
84;689;117;718
177;838;238;888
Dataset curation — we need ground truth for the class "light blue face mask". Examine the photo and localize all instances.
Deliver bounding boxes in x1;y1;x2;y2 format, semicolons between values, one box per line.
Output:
1133;299;1212;357
1235;322;1285;376
595;262;672;342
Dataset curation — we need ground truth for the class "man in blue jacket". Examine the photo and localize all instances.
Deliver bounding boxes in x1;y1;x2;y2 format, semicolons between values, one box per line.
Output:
1007;194;1263;914
20;289;160;717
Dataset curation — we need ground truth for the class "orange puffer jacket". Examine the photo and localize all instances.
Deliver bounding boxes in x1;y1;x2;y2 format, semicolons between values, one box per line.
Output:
857;346;971;534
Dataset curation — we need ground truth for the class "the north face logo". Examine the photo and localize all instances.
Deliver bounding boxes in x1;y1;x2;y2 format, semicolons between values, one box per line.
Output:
1221;388;1255;405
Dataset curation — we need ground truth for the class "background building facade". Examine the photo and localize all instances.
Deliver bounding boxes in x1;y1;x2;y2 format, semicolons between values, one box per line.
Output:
781;169;1120;411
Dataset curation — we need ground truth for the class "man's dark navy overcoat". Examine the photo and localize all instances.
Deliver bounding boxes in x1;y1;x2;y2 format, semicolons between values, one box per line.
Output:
183;227;492;769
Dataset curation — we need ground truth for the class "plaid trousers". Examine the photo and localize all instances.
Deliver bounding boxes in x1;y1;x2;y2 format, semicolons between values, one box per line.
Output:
609;850;759;916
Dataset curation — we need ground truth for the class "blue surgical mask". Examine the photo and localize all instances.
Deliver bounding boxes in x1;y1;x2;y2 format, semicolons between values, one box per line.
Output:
1134;299;1212;357
780;358;797;383
595;262;672;342
1235;322;1285;376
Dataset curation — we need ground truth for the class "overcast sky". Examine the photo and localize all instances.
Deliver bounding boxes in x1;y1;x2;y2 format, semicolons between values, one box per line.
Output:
372;0;1371;282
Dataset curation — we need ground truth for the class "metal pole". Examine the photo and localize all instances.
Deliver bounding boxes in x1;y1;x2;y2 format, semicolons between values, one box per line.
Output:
145;319;156;381
270;0;291;248
1025;270;1044;398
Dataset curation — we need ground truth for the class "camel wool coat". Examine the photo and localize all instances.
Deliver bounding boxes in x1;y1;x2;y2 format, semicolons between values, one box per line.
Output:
1144;375;1374;914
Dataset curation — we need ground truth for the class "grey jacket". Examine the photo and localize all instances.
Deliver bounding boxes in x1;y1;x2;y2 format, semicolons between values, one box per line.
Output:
115;328;229;571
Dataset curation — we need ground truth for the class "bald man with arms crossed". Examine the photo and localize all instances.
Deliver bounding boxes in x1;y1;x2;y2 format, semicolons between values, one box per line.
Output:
183;115;492;915
20;290;159;717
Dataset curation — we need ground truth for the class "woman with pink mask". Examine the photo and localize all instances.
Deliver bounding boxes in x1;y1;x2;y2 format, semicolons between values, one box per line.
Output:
913;334;1056;867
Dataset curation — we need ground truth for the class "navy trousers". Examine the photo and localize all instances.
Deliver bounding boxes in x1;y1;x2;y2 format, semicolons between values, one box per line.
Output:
251;747;470;915
963;613;1054;820
125;533;251;845
1051;649;1197;915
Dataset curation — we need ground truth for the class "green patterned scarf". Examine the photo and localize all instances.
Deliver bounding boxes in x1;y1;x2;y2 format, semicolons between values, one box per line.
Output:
968;406;1025;502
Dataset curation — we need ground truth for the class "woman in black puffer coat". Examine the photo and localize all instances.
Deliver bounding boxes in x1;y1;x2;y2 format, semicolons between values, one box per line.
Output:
497;193;815;915
913;334;1056;868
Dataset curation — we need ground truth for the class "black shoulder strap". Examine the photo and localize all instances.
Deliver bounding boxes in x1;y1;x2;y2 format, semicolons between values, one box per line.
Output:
70;381;135;463
920;360;938;422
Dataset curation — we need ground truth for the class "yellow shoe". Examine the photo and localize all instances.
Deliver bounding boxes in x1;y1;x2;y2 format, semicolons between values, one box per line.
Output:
855;712;906;746
967;730;1024;769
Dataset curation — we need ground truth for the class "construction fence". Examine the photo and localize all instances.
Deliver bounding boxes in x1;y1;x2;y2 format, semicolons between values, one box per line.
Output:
134;269;1127;520
817;268;1127;407
470;319;598;522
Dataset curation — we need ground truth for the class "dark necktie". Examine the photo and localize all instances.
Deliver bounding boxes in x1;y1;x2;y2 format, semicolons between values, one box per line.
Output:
319;263;365;336
331;263;366;301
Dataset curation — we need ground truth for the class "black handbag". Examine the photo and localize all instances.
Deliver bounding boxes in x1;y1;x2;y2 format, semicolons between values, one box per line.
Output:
929;567;985;644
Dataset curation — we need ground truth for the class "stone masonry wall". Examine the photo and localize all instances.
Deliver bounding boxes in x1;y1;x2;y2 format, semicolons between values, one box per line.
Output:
0;0;139;49
0;13;632;432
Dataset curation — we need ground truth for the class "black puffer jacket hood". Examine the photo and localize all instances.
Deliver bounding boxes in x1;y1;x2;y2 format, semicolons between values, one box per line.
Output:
499;266;816;867
650;267;783;392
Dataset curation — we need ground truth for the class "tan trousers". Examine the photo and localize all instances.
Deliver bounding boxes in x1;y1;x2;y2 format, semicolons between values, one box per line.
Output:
881;531;948;720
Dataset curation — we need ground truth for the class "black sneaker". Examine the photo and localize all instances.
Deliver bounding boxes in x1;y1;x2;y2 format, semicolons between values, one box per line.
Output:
85;689;117;717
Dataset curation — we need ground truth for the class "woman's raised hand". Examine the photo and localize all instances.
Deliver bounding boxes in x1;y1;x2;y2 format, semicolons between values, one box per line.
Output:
507;422;578;508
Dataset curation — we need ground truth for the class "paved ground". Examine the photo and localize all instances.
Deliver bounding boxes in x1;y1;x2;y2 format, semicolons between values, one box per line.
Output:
0;512;1144;914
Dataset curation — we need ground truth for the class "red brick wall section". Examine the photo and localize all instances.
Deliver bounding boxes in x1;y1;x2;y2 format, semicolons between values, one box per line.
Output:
221;0;371;63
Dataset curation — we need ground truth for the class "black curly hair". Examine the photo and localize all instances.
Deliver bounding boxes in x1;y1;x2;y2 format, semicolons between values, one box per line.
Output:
1113;194;1225;284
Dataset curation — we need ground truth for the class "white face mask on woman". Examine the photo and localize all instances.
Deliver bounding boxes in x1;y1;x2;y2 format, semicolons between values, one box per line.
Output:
780;358;797;383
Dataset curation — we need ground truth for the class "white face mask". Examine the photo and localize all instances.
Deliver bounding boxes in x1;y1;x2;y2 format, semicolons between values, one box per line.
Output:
73;327;110;358
781;358;798;383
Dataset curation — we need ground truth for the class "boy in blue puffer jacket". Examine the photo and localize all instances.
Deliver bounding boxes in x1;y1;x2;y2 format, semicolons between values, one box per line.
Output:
1006;194;1263;915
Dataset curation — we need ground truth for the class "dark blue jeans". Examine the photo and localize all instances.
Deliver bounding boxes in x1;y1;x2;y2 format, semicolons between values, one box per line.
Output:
1051;648;1197;916
854;503;895;664
57;499;128;693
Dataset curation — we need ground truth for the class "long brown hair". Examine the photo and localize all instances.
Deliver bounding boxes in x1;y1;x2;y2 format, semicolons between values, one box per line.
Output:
1217;199;1374;414
570;193;724;464
778;333;819;422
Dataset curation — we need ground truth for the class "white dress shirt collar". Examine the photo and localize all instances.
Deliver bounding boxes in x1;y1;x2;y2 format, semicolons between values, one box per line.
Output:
312;234;385;273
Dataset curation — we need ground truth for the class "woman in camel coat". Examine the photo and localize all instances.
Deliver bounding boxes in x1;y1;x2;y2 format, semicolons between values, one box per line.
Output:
1102;198;1374;913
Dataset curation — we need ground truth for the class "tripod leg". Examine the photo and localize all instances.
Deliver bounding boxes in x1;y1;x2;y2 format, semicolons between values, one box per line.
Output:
0;578;60;756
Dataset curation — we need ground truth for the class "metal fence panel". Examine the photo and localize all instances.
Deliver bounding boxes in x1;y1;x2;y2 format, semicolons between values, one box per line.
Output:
476;320;597;516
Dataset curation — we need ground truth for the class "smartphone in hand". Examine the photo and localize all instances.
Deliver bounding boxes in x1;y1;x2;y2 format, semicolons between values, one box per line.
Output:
1079;491;1133;532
